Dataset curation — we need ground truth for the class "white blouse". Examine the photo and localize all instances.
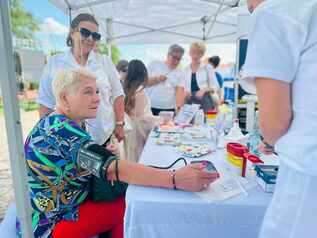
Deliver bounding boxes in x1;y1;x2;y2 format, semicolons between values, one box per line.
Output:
182;63;219;93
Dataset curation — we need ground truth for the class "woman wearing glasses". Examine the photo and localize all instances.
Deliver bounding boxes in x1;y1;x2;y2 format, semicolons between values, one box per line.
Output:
146;44;185;116
37;13;125;146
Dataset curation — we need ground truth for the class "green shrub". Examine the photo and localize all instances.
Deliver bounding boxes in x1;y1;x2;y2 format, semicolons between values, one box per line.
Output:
28;82;39;90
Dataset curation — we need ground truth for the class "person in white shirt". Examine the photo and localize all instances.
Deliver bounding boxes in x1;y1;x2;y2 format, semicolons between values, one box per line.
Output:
183;42;219;105
37;13;125;145
146;44;185;115
243;0;317;237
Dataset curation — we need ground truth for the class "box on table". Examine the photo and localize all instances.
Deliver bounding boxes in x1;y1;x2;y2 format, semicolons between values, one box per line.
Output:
254;164;279;193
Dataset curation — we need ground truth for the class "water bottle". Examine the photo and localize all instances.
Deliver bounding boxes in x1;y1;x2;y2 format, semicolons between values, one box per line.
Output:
224;103;234;134
247;111;261;155
194;109;205;126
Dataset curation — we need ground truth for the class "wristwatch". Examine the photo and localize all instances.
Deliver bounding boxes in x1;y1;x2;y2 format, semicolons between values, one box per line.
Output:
115;121;125;127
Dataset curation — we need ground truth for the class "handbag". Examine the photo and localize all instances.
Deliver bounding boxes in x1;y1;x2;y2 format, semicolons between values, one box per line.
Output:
201;65;219;113
201;91;216;113
88;144;128;202
91;176;128;202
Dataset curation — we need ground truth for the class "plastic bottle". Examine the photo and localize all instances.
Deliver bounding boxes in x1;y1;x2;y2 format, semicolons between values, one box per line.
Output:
226;118;244;140
194;109;205;126
247;111;261;155
224;103;234;134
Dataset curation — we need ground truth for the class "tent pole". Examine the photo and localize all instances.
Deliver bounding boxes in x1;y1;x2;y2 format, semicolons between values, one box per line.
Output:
106;18;113;59
0;1;33;237
68;6;72;26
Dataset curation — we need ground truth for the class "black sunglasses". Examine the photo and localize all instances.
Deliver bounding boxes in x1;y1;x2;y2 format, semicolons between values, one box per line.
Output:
78;27;101;41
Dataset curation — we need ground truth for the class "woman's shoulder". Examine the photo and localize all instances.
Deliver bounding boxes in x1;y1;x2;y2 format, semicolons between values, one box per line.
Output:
135;87;147;99
37;114;89;139
47;51;68;64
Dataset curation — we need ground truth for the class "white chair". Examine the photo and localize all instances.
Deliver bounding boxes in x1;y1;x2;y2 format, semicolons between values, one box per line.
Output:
0;203;19;238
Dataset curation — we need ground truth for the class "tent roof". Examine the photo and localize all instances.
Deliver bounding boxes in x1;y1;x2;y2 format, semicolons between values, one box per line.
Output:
49;0;249;44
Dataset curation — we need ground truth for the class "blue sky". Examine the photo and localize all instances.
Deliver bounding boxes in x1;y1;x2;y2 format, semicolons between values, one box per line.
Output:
22;0;236;66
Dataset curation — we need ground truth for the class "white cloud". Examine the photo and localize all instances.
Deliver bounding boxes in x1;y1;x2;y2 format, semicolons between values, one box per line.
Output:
41;17;68;36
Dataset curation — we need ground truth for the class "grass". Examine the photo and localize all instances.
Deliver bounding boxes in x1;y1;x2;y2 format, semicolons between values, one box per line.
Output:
0;100;39;117
19;101;40;111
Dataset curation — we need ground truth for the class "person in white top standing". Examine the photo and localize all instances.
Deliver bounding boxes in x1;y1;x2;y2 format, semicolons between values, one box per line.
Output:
243;0;317;237
37;13;125;145
183;42;219;105
146;44;185;115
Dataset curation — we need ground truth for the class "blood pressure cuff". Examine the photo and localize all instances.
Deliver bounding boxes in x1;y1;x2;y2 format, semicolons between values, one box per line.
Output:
77;141;128;202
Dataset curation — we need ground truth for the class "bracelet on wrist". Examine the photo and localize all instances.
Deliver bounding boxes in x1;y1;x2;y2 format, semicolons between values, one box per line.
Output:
263;141;274;150
116;121;125;127
171;169;177;190
115;159;120;181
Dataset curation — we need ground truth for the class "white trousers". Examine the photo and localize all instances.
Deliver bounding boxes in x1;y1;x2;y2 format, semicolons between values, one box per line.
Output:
259;161;317;238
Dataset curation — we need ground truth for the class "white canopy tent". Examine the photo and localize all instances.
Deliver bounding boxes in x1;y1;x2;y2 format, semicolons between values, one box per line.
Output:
49;0;249;44
0;1;251;238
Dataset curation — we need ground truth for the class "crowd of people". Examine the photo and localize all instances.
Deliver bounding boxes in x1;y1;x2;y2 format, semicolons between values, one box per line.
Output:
18;0;317;236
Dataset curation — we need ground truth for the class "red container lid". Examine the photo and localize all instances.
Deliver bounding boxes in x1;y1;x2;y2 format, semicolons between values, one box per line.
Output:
243;152;263;164
226;143;249;157
205;109;218;115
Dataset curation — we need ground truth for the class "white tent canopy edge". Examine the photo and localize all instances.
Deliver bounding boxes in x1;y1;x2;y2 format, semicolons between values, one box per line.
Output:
49;0;249;44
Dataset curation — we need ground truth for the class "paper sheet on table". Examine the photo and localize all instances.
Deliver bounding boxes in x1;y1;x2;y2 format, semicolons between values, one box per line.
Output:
196;170;257;203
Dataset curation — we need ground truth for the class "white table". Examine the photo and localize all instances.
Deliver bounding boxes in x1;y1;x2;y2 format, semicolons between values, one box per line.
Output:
124;133;272;238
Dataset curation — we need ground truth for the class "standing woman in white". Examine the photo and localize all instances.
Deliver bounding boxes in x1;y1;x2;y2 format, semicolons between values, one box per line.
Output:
37;13;125;145
146;44;185;115
243;0;317;237
183;42;219;104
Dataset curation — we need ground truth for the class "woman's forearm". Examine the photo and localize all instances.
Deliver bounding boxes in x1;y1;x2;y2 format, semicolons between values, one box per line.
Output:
255;77;292;145
176;86;185;108
107;159;173;189
113;96;125;123
147;76;160;87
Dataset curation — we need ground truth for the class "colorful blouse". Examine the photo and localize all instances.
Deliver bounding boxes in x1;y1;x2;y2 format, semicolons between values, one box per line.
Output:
21;114;92;238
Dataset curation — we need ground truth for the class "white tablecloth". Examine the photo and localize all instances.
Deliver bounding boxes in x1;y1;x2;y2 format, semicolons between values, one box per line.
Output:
124;133;272;238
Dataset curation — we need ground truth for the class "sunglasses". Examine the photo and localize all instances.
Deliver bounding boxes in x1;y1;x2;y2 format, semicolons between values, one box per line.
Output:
78;27;101;41
169;54;182;62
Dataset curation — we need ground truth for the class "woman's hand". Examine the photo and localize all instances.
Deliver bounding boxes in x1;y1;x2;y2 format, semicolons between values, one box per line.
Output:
157;75;167;82
106;143;119;155
258;141;275;155
114;125;125;142
174;163;219;192
185;91;192;100
194;89;207;100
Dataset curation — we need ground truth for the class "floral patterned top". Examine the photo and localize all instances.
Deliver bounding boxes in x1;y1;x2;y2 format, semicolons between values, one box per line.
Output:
20;114;92;238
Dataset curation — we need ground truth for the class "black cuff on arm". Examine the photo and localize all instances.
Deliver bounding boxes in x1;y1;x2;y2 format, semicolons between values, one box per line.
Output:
77;141;127;202
77;141;116;180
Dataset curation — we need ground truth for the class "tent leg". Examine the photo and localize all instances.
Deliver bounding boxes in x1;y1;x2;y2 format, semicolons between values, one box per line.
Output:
0;1;33;237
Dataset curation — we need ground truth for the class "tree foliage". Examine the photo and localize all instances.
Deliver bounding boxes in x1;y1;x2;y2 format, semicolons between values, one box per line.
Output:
99;43;121;65
10;0;39;39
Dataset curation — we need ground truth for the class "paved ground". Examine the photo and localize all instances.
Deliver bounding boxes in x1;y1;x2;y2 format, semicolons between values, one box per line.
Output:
0;110;38;220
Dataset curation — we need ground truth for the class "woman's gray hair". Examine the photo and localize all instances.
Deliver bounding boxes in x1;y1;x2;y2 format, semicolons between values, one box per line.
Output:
167;44;185;56
52;68;96;107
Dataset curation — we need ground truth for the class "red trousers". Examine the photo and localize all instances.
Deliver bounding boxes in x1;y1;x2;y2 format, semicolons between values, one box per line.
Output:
52;197;125;238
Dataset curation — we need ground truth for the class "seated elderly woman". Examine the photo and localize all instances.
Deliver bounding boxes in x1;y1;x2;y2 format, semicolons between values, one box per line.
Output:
22;68;219;238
